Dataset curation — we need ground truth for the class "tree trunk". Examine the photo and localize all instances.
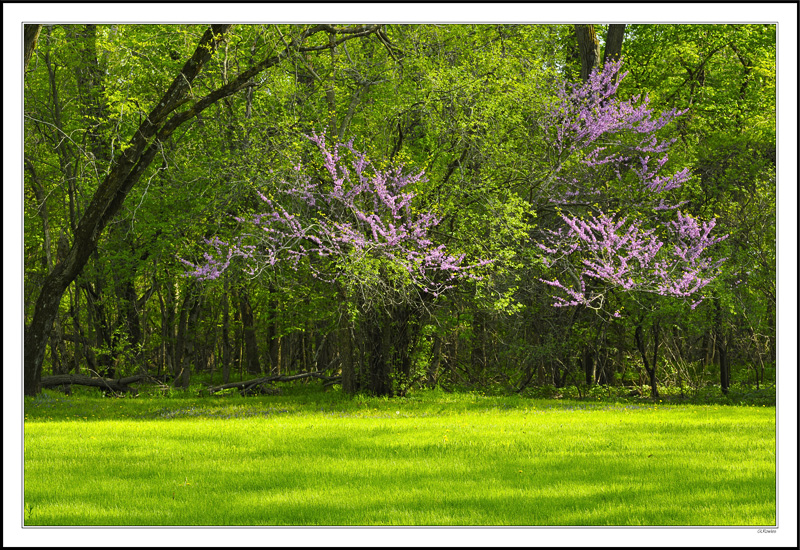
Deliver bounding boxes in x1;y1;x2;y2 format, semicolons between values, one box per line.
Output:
575;24;626;83
715;300;731;394
239;287;261;376
221;278;232;384
24;24;43;73
634;322;660;398
602;24;626;66
718;338;730;394
392;304;413;385
68;289;90;376
81;270;114;378
583;346;594;386
574;24;600;81
339;315;358;395
515;362;535;394
266;288;280;375
427;334;442;388
173;286;192;383
173;283;203;389
366;310;391;396
113;261;143;366
181;295;203;389
69;24;110;163
157;280;177;378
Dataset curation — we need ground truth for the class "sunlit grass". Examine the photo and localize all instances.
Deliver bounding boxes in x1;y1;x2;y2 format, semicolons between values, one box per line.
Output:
23;386;775;526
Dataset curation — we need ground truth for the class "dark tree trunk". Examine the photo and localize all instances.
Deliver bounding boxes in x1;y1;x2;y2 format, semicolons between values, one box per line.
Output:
537;360;546;386
634;321;660;398
69;24;110;163
339;316;358;395
596;352;606;386
471;311;488;384
427;334;442;388
112;248;145;372
574;24;600;81
602;24;626;66
575;24;626;83
718;339;730;394
266;287;280;375
173;284;202;389
715;300;731;394
583;346;594;386
81;271;114;379
221;278;232;384
515;362;535;394
157;280;176;378
239;287;261;376
173;286;192;383
366;310;393;396
701;330;714;368
181;296;203;389
122;280;143;349
24;24;43;73
555;356;569;388
392;305;413;385
68;290;90;376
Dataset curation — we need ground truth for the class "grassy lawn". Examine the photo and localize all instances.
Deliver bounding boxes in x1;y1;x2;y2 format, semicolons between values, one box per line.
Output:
23;385;776;526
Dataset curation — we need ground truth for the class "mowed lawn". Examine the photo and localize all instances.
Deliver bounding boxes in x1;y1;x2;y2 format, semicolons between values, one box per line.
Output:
23;388;776;526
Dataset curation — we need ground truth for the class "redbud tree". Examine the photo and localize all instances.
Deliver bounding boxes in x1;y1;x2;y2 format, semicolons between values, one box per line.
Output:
535;61;728;316
182;133;491;394
532;61;728;398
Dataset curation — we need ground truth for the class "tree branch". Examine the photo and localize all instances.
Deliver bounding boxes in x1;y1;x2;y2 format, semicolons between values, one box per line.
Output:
206;371;337;394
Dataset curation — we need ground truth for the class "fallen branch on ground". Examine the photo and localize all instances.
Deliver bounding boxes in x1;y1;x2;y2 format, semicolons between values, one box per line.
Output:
205;371;338;395
40;374;147;395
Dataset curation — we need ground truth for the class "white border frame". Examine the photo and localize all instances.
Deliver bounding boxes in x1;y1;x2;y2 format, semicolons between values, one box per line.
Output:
5;3;797;548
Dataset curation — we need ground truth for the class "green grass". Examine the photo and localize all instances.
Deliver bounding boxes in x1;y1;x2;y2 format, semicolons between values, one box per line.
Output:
23;385;776;526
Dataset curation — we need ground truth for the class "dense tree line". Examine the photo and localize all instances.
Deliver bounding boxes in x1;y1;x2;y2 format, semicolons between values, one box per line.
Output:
23;24;776;397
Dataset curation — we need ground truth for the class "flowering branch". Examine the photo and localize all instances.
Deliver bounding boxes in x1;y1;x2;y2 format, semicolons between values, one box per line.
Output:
536;61;727;312
182;133;491;297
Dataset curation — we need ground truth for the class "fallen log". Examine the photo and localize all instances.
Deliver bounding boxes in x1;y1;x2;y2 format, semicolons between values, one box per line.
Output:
206;371;337;395
40;374;146;395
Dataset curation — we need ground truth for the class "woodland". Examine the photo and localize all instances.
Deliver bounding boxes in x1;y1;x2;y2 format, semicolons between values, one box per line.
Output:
22;23;777;400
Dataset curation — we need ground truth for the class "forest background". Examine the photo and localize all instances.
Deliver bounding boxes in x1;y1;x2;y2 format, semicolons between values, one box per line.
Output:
5;3;798;548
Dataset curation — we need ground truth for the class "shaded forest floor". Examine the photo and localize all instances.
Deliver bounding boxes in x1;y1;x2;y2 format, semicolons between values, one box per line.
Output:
24;376;777;421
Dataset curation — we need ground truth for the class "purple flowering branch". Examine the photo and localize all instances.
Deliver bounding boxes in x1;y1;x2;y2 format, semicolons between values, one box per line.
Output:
539;212;727;309
543;60;690;208
179;236;256;280
183;133;491;296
